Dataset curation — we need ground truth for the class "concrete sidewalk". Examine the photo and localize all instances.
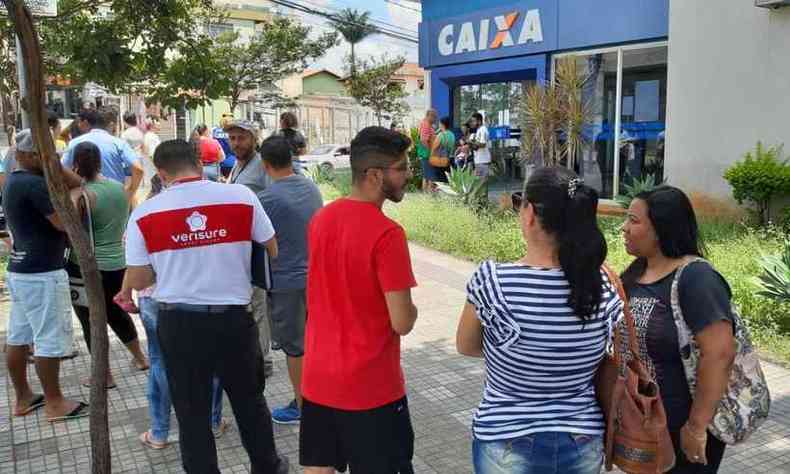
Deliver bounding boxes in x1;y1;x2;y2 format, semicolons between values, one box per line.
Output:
2;244;790;473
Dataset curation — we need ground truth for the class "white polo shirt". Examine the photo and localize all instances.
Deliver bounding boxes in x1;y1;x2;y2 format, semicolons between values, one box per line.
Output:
126;179;274;305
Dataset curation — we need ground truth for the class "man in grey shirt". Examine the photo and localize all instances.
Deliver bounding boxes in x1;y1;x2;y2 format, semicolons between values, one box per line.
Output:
256;136;322;425
225;120;274;378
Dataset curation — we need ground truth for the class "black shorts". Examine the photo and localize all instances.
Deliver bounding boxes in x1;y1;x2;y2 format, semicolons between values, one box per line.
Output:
299;396;415;474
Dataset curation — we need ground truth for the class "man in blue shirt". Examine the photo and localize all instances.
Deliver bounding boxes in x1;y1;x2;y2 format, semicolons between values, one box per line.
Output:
63;107;143;199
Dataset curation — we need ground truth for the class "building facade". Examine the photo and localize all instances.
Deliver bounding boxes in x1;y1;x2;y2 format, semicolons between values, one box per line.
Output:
418;0;790;208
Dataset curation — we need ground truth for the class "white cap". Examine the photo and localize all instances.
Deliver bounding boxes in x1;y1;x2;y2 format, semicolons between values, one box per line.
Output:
15;129;36;153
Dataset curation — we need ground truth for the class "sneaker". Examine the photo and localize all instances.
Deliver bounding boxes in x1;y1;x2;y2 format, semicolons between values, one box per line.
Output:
272;400;300;425
212;418;231;439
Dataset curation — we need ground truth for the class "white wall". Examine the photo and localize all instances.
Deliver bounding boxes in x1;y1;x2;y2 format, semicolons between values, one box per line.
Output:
665;1;790;200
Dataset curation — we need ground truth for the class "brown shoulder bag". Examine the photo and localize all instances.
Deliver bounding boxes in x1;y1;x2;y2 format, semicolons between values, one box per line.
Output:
596;266;676;473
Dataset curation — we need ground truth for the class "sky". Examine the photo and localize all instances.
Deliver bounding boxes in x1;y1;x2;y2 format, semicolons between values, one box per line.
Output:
272;0;421;75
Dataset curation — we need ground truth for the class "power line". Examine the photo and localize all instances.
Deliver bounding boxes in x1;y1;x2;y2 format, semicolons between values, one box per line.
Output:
384;0;422;14
291;0;418;39
294;0;418;36
266;0;418;43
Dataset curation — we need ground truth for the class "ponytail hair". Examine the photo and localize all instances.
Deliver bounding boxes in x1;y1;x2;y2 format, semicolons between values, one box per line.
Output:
523;167;607;319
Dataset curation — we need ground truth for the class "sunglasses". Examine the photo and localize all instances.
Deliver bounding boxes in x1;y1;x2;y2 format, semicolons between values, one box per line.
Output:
511;193;523;212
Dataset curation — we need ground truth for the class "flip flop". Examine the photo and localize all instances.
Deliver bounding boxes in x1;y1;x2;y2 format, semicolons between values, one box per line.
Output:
16;394;46;416
139;431;168;450
48;402;89;423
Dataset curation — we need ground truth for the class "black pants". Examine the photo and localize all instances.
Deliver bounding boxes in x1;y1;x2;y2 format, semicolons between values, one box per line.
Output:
157;304;283;474
68;262;138;350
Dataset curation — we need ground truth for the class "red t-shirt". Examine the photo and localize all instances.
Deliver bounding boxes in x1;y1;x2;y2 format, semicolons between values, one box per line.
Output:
302;199;417;410
199;137;222;164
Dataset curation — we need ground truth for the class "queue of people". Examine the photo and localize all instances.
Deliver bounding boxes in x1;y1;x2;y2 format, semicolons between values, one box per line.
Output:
3;108;752;474
417;109;492;191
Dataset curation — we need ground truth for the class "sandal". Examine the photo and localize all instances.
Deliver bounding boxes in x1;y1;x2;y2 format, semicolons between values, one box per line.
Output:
212;418;231;439
139;431;168;450
48;402;89;423
15;394;46;416
82;379;118;390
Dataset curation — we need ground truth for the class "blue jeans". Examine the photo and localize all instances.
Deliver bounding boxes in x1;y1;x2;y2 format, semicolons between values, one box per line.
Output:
473;432;603;474
139;297;224;442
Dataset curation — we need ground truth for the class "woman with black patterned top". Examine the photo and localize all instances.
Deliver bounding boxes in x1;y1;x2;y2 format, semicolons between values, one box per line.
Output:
621;186;736;473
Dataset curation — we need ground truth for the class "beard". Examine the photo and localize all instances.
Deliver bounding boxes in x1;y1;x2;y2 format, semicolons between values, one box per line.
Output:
382;175;405;203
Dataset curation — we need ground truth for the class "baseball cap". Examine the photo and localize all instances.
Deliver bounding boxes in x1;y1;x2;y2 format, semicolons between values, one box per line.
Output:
15;129;37;153
223;120;258;134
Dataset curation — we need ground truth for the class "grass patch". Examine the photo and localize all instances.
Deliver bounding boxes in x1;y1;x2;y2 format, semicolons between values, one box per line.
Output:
386;193;790;363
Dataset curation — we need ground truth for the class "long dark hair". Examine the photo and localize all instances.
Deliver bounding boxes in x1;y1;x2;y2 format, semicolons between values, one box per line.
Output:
621;186;705;288
73;141;101;180
523;167;607;319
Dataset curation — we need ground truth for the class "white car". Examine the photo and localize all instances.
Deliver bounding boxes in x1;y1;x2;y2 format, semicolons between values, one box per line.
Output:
299;144;350;172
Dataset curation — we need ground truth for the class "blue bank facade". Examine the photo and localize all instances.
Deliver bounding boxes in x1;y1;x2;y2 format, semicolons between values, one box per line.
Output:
418;0;670;198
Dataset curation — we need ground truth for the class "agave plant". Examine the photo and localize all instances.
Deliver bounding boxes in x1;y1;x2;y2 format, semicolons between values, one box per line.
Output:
307;164;335;185
753;239;790;303
615;173;663;209
436;167;487;206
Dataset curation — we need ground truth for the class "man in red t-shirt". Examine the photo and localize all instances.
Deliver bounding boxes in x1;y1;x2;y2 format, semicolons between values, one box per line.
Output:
300;126;418;474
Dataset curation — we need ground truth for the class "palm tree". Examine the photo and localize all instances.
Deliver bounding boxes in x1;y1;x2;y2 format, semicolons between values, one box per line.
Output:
330;8;376;77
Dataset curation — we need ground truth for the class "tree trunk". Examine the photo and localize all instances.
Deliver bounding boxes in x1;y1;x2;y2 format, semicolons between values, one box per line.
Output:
2;2;112;473
350;42;356;77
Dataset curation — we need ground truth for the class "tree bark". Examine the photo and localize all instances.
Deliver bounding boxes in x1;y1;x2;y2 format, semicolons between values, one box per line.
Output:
2;2;112;473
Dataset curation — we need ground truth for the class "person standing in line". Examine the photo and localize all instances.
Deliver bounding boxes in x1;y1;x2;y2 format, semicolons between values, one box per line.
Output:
457;167;620;474
621;186;736;473
213;114;236;179
194;124;225;182
116;139;287;473
141;116;162;191
431;116;455;183
121;112;146;160
300;127;418;474
66;142;148;390
225;119;274;378
271;111;307;174
418;109;437;191
256;136;323;425
131;174;229;450
5;129;89;422
62;106;144;201
47;111;66;154
469;112;491;183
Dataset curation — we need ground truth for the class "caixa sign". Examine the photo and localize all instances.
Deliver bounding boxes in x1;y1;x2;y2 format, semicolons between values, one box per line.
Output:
419;1;557;68
438;10;544;56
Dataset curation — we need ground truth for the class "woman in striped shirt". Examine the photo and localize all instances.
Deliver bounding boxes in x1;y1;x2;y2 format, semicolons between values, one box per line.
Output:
457;166;623;474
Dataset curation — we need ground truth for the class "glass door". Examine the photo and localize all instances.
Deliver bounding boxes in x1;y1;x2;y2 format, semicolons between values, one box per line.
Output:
554;43;667;199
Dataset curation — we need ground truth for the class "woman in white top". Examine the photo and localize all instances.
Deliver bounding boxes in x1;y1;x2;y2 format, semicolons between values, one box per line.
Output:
457;166;623;474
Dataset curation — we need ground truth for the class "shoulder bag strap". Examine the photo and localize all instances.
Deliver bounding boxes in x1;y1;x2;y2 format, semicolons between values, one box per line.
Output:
602;264;641;368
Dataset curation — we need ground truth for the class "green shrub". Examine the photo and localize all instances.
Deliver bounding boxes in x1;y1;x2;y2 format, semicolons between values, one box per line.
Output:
753;238;790;303
615;173;662;209
407;127;423;191
307;164;334;185
386;194;790;359
436;167;486;208
723;142;790;225
780;206;790;233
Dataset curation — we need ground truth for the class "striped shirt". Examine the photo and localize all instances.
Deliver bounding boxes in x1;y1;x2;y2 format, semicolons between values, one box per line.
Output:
466;261;623;442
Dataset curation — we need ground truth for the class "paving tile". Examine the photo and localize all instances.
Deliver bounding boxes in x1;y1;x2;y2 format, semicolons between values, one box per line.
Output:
2;243;790;472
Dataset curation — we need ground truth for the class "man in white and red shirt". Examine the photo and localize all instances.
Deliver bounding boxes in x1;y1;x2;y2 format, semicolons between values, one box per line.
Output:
117;139;288;474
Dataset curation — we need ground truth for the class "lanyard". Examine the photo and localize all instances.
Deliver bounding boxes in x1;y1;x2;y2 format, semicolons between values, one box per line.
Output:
230;157;252;184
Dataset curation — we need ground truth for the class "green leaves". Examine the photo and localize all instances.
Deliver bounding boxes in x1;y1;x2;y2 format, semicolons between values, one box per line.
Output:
724;142;790;225
615;172;663;209
344;56;408;126
436;167;487;207
753;239;790;302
